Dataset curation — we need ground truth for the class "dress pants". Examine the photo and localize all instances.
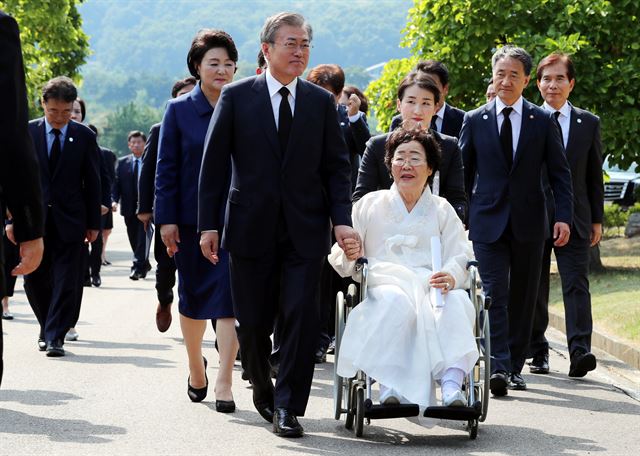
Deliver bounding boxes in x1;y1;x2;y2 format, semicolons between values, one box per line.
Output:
153;224;176;306
83;231;103;280
230;238;324;416
124;215;151;273
473;223;544;374
24;217;84;342
530;234;592;357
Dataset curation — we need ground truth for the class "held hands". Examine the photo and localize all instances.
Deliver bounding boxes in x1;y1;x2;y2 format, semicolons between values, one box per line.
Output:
429;271;455;295
342;237;362;261
590;223;602;247
335;225;361;255
199;231;219;265
553;222;571;247
161;224;180;257
12;237;44;276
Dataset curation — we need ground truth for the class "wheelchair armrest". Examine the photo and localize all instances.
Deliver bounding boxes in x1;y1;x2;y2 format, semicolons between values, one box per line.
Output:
356;257;368;266
466;260;479;270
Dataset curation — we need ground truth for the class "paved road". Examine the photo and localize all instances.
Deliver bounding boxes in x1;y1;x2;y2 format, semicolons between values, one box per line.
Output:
1;217;639;455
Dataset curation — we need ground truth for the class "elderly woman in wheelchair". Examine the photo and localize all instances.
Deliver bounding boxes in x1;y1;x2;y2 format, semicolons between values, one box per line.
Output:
329;127;479;409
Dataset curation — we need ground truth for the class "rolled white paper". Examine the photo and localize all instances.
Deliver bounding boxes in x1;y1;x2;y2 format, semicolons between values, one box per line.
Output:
430;236;444;308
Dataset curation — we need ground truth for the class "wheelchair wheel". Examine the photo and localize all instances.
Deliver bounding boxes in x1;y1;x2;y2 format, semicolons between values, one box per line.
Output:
354;386;365;437
468;419;478;439
480;310;491;422
345;383;355;430
333;292;346;420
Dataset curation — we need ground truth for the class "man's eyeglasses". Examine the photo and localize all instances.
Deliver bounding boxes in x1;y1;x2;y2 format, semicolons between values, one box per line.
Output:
272;41;312;52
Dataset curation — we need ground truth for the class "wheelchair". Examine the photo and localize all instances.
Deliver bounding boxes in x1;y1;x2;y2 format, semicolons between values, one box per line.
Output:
333;258;491;439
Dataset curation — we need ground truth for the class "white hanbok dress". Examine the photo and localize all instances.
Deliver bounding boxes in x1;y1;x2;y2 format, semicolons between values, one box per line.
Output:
329;185;479;407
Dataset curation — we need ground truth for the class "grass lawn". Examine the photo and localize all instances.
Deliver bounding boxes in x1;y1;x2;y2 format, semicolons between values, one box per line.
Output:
548;236;640;346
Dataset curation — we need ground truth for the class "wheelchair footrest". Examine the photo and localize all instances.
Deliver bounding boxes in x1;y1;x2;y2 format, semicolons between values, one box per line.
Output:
364;402;420;419
423;402;482;420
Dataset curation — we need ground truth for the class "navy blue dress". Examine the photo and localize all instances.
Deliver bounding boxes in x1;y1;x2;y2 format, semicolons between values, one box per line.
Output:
155;83;232;319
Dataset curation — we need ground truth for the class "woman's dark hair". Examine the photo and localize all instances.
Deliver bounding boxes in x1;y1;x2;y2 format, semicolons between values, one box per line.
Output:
396;71;441;105
75;97;86;122
187;29;238;79
384;127;441;186
306;64;345;97
342;85;369;114
171;76;197;98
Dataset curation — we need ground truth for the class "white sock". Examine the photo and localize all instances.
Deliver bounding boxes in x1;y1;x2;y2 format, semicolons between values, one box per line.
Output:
441;367;465;397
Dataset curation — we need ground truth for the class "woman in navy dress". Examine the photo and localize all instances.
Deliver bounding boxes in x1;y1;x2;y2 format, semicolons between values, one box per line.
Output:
155;29;238;411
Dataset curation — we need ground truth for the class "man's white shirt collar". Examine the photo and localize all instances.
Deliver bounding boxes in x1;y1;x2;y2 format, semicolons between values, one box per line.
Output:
542;100;571;118
435;102;447;120
44;118;69;136
266;69;297;100
496;96;524;116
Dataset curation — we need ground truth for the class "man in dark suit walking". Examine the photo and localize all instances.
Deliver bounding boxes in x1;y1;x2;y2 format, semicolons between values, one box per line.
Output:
198;12;355;437
137;77;195;332
529;53;603;378
25;76;101;357
390;60;465;138
460;45;573;396
0;10;45;385
113;130;152;280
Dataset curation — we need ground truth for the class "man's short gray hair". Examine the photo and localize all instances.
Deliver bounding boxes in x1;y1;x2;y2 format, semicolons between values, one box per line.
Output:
260;12;313;44
491;45;533;75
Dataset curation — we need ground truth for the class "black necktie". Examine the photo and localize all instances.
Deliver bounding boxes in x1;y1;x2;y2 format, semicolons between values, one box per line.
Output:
500;107;513;169
430;116;438;132
133;158;140;201
49;128;62;173
278;86;292;154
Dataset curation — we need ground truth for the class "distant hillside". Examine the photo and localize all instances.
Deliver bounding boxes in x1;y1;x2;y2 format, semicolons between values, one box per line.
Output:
77;0;413;113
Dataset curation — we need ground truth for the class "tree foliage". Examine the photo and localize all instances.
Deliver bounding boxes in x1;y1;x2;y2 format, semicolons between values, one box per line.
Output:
367;0;640;169
100;101;162;157
0;0;90;116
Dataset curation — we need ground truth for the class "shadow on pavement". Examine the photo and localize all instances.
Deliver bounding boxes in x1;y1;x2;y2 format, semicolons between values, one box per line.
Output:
0;389;81;406
67;339;172;351
0;408;126;443
57;353;174;368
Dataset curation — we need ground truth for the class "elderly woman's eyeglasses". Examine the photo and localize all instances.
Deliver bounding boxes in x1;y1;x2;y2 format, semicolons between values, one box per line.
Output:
391;156;427;167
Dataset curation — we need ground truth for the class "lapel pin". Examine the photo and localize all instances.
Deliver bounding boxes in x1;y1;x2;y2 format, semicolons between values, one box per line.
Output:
529;114;534;119
340;122;346;126
69;137;74;142
577;118;582;124
482;114;488;120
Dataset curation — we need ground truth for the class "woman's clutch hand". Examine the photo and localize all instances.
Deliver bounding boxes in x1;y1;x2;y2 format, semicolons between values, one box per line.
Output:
429;271;456;294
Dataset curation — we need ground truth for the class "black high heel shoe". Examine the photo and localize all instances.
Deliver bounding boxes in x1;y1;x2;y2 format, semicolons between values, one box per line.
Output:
187;357;208;402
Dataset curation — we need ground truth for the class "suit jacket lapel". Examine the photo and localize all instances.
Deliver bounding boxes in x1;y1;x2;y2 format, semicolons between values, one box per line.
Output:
34;119;50;181
284;79;311;167
512;100;534;171
483;101;509;172
251;74;280;160
564;106;579;162
52;121;76;180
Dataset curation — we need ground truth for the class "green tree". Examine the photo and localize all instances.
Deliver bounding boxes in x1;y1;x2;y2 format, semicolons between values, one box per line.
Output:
100;101;162;157
0;0;90;116
367;0;640;170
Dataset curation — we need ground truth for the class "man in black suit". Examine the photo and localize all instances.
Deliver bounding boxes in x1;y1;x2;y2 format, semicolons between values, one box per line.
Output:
529;53;603;378
198;12;355;437
25;76;101;357
0;11;45;385
137;77;195;332
355;72;467;221
460;45;573;395
113;130;151;280
390;60;465;138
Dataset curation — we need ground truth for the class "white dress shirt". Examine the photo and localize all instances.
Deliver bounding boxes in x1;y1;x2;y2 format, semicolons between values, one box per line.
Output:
543;100;571;148
265;69;297;129
433;102;447;132
44;118;69;156
495;96;524;157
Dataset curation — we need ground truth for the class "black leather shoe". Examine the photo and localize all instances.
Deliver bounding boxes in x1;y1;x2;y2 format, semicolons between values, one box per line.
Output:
91;275;101;287
253;391;275;423
129;270;142;281
490;371;509;397
273;407;303;437
529;353;549;374
187;357;208;402
315;345;328;364
215;399;236;413
509;372;527;390
38;337;47;351
45;340;65;357
569;350;596;378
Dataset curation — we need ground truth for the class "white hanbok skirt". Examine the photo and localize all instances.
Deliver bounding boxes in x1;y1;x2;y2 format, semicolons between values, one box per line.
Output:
336;261;479;407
